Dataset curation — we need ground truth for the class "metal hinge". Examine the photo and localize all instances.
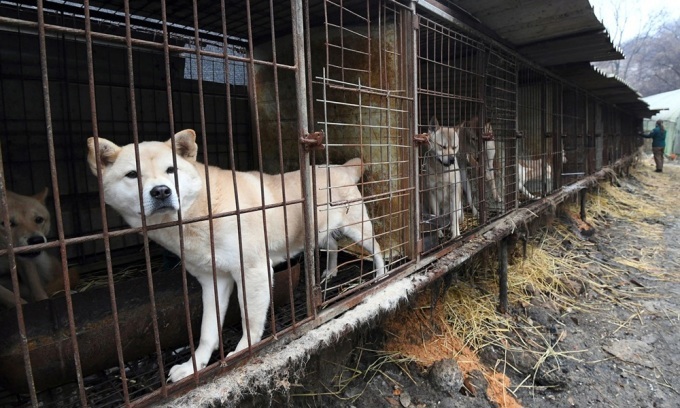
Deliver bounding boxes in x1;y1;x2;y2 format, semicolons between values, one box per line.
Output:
300;130;325;151
312;285;323;307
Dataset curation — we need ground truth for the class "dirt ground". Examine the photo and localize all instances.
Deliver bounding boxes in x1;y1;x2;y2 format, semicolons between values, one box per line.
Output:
264;156;680;408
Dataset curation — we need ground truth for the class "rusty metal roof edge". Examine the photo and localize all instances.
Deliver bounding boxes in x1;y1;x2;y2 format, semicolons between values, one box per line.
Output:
549;62;654;118
419;1;649;118
433;0;625;66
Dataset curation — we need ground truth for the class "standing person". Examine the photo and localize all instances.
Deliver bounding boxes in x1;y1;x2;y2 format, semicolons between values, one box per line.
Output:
643;120;667;172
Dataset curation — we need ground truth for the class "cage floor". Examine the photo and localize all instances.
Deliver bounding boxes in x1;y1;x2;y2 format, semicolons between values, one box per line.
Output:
0;251;383;407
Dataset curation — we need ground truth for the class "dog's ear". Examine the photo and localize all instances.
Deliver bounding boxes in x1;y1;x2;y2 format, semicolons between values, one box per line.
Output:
167;129;198;162
429;116;439;132
87;137;121;175
33;187;49;204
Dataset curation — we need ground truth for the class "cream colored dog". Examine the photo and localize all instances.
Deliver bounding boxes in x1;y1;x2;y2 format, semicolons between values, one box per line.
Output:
517;158;553;200
517;140;566;200
423;118;463;239
87;129;384;382
0;189;74;307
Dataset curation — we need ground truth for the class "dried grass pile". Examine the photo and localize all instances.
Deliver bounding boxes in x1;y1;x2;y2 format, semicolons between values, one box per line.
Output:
382;163;677;407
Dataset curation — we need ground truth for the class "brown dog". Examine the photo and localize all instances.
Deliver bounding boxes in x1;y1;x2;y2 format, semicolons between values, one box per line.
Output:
0;188;77;308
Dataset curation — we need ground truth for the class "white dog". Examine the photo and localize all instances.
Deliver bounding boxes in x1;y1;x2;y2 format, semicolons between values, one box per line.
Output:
517;140;567;200
517;158;553;200
87;129;384;382
482;120;500;203
456;117;500;216
422;118;463;239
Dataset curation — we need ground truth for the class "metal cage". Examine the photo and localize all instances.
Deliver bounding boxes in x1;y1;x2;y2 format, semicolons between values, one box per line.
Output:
0;0;646;406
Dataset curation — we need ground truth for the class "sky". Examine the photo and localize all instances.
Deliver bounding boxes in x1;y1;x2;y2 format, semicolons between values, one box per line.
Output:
588;0;680;43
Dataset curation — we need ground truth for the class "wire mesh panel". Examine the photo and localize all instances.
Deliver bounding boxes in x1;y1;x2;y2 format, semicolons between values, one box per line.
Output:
547;79;564;192
416;16;486;253
312;0;412;305
603;106;624;166
562;87;587;184
485;47;517;216
585;97;598;174
516;66;551;204
593;100;605;172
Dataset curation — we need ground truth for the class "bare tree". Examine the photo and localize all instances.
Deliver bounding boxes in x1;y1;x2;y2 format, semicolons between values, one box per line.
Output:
634;19;680;95
591;1;666;94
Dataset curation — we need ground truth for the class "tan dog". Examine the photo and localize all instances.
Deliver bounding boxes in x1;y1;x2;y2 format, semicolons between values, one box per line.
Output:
0;189;74;307
87;129;385;382
423;118;463;239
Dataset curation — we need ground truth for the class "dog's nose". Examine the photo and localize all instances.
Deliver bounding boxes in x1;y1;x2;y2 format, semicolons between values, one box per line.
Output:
27;235;46;246
150;185;172;200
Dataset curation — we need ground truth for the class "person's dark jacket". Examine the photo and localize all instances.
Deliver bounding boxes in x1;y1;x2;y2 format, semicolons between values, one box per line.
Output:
644;124;667;148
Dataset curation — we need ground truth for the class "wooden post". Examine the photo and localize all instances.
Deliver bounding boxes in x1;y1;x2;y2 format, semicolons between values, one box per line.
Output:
580;188;587;221
498;237;509;314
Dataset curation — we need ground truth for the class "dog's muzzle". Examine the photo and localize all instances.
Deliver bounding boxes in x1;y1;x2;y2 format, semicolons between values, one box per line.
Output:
19;235;46;258
437;155;456;167
149;185;177;214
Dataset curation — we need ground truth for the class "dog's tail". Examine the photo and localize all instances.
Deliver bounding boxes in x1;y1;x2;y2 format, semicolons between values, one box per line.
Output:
342;157;364;183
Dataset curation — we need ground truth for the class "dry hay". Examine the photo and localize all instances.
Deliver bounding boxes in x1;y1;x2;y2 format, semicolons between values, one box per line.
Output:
383;293;522;408
586;164;679;283
381;163;677;407
73;257;165;293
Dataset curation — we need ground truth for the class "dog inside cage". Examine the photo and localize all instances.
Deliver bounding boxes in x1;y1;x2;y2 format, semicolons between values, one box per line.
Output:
0;0;400;405
416;18;519;252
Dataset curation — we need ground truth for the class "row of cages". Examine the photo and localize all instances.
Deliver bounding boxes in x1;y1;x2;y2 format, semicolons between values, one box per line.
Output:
0;0;641;406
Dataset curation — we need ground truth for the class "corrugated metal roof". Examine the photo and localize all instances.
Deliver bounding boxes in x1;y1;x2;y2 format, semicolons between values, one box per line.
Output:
441;0;623;66
428;0;653;118
550;63;658;118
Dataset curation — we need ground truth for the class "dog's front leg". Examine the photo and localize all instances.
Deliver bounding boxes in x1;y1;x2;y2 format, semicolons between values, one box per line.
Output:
341;219;386;278
485;141;500;202
320;232;339;280
229;262;272;356
429;190;445;239
0;284;27;308
168;273;232;383
450;181;461;238
459;164;478;218
18;259;48;302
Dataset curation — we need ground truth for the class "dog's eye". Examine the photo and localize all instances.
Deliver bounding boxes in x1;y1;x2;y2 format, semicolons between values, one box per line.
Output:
35;216;44;224
1;220;16;228
166;166;176;174
125;171;138;179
